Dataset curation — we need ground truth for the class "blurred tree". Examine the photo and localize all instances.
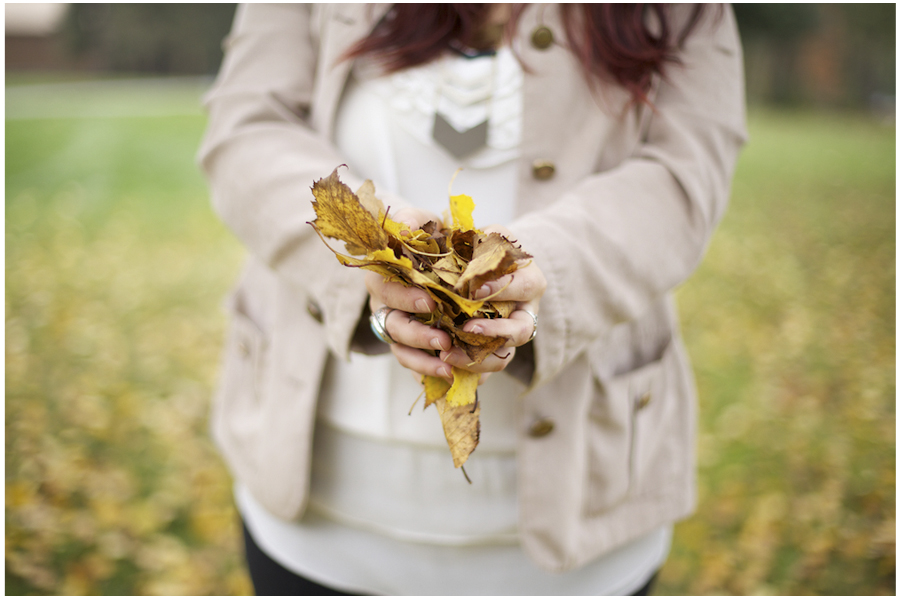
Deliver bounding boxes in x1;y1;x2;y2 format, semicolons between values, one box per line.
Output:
733;4;821;40
43;3;900;109
62;4;237;75
734;3;896;108
835;3;896;107
734;4;820;105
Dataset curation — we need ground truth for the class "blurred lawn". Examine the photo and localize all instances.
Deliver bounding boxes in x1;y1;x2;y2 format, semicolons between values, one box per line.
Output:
5;79;895;595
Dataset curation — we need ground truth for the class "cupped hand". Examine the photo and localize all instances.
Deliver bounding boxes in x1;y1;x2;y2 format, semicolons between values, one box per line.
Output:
367;219;546;384
437;224;546;377
366;207;455;381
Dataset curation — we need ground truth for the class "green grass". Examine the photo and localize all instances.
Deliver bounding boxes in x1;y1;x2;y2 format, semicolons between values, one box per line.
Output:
6;79;249;595
5;79;895;595
662;108;895;595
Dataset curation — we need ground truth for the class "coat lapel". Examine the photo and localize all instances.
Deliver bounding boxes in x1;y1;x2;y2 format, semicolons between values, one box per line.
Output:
311;3;391;137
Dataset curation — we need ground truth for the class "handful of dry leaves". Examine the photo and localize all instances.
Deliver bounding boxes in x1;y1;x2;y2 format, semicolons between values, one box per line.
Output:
308;167;531;470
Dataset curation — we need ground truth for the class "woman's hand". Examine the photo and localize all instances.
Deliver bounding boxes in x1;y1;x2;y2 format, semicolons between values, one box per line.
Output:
437;224;546;378
368;219;546;382
366;207;455;381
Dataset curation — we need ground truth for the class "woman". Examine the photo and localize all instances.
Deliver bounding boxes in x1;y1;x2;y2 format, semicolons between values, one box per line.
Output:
198;3;746;595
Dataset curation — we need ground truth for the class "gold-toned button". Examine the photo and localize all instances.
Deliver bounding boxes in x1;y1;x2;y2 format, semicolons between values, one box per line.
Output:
531;26;554;50
306;300;324;324
637;392;652;410
532;160;556;180
528;417;555;438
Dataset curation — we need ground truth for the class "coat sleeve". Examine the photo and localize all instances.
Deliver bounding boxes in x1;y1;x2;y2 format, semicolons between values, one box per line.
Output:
511;5;748;388
197;3;398;359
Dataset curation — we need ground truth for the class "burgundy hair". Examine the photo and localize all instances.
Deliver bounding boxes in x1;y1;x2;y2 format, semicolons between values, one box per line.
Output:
345;4;708;105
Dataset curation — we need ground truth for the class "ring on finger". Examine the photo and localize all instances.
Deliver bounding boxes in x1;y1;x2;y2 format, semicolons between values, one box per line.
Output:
522;308;538;343
370;306;397;344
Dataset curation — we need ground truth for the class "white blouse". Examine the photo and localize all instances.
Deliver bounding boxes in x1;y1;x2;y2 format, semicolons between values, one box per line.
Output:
238;46;671;595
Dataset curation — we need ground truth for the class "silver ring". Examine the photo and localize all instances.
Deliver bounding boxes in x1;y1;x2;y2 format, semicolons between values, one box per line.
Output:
522;309;538;343
370;306;397;345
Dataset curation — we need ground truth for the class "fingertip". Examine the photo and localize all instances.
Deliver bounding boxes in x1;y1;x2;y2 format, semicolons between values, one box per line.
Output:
463;322;484;335
473;284;492;300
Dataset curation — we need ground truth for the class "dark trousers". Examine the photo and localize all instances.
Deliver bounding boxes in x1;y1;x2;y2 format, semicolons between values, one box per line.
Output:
242;519;658;596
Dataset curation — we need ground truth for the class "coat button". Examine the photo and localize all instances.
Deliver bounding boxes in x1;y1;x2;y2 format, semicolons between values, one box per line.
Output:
306;300;324;323
637;392;652;410
531;26;554;50
531;160;556;180
528;417;555;438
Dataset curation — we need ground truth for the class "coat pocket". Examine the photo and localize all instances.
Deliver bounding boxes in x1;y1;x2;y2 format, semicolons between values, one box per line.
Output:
211;302;270;457
628;339;687;496
584;338;674;516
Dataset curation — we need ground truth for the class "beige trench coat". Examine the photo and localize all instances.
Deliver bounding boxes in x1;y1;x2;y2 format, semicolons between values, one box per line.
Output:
198;3;746;573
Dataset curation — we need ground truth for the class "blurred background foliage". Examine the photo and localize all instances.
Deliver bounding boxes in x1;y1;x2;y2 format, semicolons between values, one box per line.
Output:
5;2;896;596
734;4;895;108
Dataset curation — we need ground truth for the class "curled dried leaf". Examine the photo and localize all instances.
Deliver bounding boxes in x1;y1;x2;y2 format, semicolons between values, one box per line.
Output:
455;232;531;295
310;167;387;254
308;167;533;470
435;396;480;468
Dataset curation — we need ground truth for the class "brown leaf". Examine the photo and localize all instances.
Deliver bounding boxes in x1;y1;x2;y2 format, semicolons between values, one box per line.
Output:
455;232;531;295
450;229;477;262
355;179;384;219
438;313;508;363
484;300;517;319
432;255;463;287
455;329;509;364
434;396;480;468
310;167;388;254
403;236;443;257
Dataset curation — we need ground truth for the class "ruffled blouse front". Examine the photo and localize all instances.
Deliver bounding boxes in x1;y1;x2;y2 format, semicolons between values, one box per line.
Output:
363;43;523;169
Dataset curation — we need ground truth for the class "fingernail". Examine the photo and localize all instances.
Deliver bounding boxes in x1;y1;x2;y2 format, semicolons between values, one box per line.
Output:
469;325;484;335
430;337;444;351
474;284;491;299
439;351;450;362
415;299;430;313
438;365;451;378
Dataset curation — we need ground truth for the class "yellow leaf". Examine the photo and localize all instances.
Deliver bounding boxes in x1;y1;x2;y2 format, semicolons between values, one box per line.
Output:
446;367;479;407
423;375;451;408
382;214;412;239
310;167;388;253
449;194;475;230
435;396;480;468
369;248;414;269
426;284;485;317
404;236;443;256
